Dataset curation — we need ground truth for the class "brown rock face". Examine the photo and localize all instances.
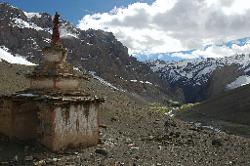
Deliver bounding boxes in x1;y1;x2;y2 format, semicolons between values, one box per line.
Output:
208;64;244;97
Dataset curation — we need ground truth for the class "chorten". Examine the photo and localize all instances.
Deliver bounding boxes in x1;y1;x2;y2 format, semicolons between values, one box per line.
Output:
28;12;82;91
0;13;104;151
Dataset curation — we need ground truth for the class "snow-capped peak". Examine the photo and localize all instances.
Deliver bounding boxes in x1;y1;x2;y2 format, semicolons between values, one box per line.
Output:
11;17;44;31
149;53;250;87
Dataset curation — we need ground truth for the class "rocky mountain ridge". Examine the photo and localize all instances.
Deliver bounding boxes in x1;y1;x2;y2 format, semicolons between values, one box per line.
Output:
148;54;250;102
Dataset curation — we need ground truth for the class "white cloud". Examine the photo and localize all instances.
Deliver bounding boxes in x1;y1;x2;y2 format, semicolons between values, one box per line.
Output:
221;0;250;15
192;45;235;58
173;43;250;60
78;0;250;59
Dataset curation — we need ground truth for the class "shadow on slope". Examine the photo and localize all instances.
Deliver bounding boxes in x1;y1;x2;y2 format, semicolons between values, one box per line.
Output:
176;83;250;138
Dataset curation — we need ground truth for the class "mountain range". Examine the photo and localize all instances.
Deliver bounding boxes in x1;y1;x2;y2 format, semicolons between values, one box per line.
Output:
148;50;250;102
2;2;250;104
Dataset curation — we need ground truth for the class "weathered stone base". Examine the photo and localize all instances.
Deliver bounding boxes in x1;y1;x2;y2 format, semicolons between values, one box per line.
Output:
39;103;100;151
0;93;103;151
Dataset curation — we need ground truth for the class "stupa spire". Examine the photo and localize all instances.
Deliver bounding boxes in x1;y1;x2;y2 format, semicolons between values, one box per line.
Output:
52;12;61;45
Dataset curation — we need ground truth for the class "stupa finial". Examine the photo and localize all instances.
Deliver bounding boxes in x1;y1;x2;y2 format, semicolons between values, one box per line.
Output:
52;12;60;45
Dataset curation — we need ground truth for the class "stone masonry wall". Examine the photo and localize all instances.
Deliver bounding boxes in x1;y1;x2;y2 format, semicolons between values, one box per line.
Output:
39;103;100;151
0;98;100;152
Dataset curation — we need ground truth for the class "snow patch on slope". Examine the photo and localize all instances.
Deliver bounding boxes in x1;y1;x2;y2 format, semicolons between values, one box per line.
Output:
130;80;153;85
11;18;43;31
60;23;79;39
226;75;250;90
24;12;41;19
89;71;125;92
60;28;79;39
0;46;36;66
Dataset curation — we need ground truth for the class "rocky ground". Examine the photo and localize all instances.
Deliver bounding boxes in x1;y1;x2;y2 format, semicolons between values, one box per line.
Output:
0;106;250;166
0;62;250;166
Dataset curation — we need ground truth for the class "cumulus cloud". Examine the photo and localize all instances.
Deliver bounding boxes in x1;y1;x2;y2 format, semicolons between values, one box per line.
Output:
78;0;250;59
173;42;250;60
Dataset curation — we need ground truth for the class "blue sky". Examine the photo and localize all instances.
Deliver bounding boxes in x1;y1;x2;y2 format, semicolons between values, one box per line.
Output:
2;0;154;24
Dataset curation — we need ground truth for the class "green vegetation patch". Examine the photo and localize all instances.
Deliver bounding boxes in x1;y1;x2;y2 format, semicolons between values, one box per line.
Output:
149;102;199;115
149;103;171;114
178;103;199;112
